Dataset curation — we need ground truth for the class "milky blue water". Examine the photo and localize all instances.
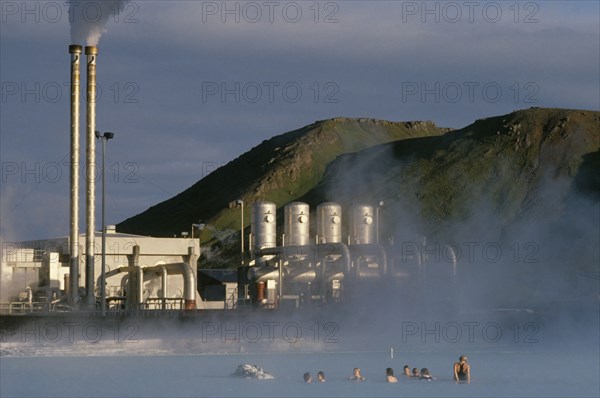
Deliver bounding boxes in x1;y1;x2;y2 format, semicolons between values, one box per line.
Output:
2;306;599;398
2;346;598;397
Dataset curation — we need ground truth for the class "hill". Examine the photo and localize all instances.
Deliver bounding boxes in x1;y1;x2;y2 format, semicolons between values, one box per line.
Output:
118;108;599;275
117;117;448;241
303;108;599;241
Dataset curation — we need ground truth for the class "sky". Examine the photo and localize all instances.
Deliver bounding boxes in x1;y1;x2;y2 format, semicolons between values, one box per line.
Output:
1;0;599;241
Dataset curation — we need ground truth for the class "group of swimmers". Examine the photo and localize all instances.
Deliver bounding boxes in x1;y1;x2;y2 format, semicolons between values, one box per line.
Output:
303;355;471;384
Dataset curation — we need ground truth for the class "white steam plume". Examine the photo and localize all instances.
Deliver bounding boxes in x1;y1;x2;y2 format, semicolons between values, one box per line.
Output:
69;1;130;46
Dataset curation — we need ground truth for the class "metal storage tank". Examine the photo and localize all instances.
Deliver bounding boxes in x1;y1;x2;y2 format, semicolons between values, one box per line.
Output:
349;205;374;244
251;201;277;251
284;202;310;246
316;202;342;244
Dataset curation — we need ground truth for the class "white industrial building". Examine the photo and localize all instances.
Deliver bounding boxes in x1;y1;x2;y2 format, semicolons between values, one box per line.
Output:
1;228;202;311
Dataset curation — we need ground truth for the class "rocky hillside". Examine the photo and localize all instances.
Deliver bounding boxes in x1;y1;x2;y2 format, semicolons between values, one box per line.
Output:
117;117;448;240
118;108;599;273
303;108;599;240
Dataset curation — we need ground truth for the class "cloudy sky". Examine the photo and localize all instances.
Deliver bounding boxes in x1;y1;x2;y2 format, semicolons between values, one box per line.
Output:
1;1;598;241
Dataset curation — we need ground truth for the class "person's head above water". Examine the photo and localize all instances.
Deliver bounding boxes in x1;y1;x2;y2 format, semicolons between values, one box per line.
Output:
386;368;394;376
303;372;311;383
317;371;325;382
349;368;365;380
412;368;420;376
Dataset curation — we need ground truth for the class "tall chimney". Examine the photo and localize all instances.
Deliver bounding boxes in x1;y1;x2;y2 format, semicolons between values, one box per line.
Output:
68;44;82;306
85;46;98;308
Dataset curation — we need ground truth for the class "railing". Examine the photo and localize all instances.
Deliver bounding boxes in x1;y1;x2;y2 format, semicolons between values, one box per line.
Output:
145;298;184;310
0;302;34;315
0;298;184;316
0;301;72;315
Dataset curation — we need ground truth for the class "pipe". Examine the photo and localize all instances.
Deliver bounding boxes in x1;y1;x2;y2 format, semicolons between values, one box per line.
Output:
105;266;136;279
348;244;388;277
258;243;351;277
102;266;142;307
137;266;144;305
64;273;70;295
84;45;98;309
127;245;139;307
248;266;280;283
68;44;82;307
161;266;168;309
103;261;196;310
256;282;265;302
142;263;196;309
278;259;283;308
377;244;388;276
179;262;196;309
186;247;198;309
285;266;317;284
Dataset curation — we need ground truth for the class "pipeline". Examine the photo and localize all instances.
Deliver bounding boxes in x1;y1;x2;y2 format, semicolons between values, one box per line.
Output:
142;263;196;309
348;244;388;277
101;262;196;310
257;243;351;276
103;265;142;306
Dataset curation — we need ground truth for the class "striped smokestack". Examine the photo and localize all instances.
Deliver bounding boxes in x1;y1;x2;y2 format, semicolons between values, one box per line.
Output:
68;44;82;306
85;45;98;308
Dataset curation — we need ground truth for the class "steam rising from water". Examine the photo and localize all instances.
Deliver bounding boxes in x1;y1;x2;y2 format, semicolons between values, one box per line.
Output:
313;120;599;347
69;1;129;46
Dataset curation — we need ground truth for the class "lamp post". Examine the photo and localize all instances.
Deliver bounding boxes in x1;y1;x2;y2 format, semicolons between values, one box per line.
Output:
236;199;244;266
376;201;384;244
228;199;245;266
95;131;114;316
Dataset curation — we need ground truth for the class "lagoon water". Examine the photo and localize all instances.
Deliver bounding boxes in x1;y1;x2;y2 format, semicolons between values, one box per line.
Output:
1;339;598;397
2;303;598;397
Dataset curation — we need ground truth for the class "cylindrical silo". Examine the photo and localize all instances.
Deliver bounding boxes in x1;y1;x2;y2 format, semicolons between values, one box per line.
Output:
316;202;342;244
284;202;310;246
250;201;277;252
349;205;374;244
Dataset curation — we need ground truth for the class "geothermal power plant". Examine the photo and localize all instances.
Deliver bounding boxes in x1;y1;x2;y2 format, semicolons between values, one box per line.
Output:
240;200;387;308
0;45;450;316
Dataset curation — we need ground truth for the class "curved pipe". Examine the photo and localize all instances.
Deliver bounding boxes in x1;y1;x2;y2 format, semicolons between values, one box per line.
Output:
348;244;388;277
257;244;350;303
249;266;280;283
100;262;196;309
104;265;138;279
286;266;317;284
143;263;196;309
100;265;143;305
258;243;351;277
